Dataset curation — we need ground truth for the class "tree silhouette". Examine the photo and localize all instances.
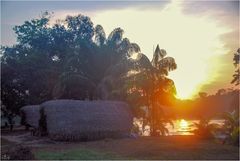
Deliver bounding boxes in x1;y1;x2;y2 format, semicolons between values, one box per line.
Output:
231;48;240;86
94;25;106;46
98;44;177;136
1;12;177;132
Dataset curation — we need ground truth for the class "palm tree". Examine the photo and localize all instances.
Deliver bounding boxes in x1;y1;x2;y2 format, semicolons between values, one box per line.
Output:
148;45;177;136
222;110;239;145
151;44;177;74
193;118;218;139
98;44;177;136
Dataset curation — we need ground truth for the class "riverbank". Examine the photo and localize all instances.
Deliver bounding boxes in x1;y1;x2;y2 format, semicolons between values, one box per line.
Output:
1;129;239;160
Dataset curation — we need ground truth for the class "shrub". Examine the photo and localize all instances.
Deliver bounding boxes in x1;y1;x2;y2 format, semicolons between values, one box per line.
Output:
193;119;217;139
4;145;35;160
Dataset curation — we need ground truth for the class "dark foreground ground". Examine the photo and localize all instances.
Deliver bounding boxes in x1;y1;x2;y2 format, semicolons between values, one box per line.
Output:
1;129;239;160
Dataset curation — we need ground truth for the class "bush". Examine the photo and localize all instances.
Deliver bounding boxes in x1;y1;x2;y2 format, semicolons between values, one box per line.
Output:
193;119;217;139
222;110;239;146
4;145;35;160
230;127;239;146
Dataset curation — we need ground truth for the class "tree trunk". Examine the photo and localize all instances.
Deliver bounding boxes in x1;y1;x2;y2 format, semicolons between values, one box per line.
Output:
149;102;159;136
7;116;14;131
149;96;161;137
10;124;13;131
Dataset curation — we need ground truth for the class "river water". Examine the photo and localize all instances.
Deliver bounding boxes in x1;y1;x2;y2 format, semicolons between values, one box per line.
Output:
134;119;225;136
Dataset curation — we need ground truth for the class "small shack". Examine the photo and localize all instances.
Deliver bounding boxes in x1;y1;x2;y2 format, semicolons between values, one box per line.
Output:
21;100;133;141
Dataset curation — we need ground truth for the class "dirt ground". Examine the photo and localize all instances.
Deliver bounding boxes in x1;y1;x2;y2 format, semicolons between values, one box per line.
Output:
1;129;239;160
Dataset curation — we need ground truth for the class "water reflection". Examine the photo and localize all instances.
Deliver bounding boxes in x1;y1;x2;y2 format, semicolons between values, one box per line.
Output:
166;119;194;135
134;119;224;136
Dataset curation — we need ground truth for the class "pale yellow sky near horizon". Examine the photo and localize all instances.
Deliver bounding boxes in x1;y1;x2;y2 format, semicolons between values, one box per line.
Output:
52;1;237;99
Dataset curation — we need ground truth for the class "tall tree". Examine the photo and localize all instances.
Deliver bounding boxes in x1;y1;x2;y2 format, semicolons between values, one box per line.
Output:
1;12;140;115
1;12;177;133
98;44;177;136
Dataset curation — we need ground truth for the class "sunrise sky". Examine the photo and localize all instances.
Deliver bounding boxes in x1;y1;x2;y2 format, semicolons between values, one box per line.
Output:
1;0;239;99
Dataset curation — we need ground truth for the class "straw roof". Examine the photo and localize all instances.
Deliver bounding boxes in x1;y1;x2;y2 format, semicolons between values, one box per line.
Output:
41;100;133;141
21;105;41;128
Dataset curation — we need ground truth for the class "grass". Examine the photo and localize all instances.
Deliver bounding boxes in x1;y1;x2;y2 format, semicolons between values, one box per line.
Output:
34;148;118;160
32;136;239;160
1;138;15;146
2;130;239;160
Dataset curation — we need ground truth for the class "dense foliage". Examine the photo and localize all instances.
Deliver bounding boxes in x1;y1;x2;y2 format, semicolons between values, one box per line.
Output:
170;89;239;119
193;119;217;139
1;12;177;134
222;110;239;145
231;48;240;86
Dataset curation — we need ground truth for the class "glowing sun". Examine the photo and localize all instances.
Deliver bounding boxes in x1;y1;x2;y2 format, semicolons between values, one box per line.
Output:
91;1;231;99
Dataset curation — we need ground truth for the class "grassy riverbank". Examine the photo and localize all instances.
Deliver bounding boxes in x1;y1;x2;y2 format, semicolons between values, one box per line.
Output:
34;136;239;160
1;130;239;160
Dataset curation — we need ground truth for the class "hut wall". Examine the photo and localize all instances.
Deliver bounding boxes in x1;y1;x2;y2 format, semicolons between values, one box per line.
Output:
21;105;41;128
41;100;133;141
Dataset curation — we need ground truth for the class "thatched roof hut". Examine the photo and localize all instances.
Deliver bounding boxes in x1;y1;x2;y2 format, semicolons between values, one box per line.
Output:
20;105;41;128
41;100;133;141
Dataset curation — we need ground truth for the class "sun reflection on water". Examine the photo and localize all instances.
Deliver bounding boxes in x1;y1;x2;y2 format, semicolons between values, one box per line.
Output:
175;119;193;135
179;119;189;131
134;118;224;136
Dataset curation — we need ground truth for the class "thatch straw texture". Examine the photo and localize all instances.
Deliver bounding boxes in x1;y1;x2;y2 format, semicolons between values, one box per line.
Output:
21;105;41;128
41;100;133;141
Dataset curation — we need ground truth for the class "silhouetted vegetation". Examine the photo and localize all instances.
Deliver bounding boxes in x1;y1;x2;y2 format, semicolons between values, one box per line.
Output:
3;145;35;160
1;12;177;134
231;48;240;86
165;89;239;119
222;110;239;146
192;118;217;139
